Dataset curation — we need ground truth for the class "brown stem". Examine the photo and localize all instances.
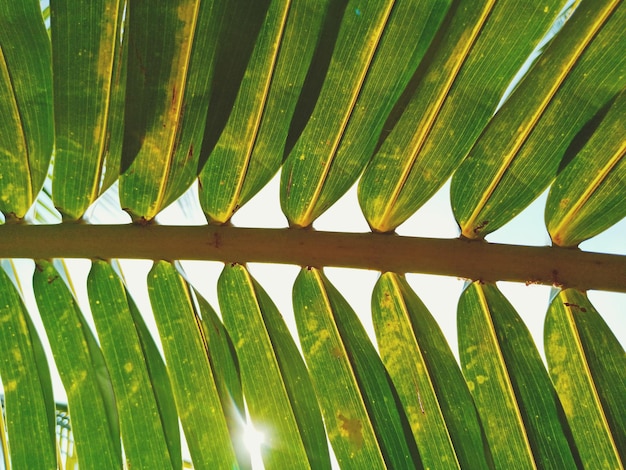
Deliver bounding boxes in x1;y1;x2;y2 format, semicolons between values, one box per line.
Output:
1;223;624;293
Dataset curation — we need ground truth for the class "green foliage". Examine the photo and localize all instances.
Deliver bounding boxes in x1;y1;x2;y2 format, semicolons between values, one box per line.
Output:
0;1;624;468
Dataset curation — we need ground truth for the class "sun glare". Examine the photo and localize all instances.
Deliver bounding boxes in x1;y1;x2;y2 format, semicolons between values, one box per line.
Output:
242;422;266;469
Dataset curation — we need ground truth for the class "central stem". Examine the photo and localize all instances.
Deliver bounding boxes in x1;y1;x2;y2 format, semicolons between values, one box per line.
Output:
1;223;624;292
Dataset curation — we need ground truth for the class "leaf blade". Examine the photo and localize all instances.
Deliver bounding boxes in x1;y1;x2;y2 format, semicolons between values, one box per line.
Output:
359;0;568;232
0;266;56;469
33;260;122;469
120;1;225;220
148;260;237;469
0;0;53;218
281;0;449;227
545;289;625;467
199;0;331;224
452;0;626;238
546;88;626;247
372;273;490;469
458;282;578;468
293;267;417;468
218;263;329;469
51;0;123;220
88;260;175;469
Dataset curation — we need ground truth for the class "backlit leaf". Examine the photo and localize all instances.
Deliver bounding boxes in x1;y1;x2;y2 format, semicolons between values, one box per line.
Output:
0;266;56;469
458;282;577;468
545;289;625;467
372;273;490;469
126;286;182;468
359;0;567;233
33;260;122;469
0;0;53;219
88;260;175;469
148;260;237;469
546;88;626;247
293;267;417;468
199;0;330;224
51;0;124;220
281;0;449;227
120;1;225;220
195;289;250;470
218;263;329;469
452;0;625;238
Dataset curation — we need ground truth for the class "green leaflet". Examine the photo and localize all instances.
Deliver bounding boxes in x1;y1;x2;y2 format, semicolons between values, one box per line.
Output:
546;88;626;247
359;0;566;233
545;289;625;467
120;1;225;220
126;286;182;468
33;260;122;469
281;0;450;228
195;288;250;470
372;273;490;469
0;0;53;219
452;0;626;239
88;261;176;469
218;263;329;469
50;0;124;220
99;3;128;194
199;0;330;224
458;282;577;469
293;267;417;469
147;261;237;469
0;266;56;469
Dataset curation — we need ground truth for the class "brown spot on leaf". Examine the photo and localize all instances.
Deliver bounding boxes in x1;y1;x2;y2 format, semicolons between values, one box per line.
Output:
473;220;489;234
187;144;194;161
564;302;587;313
338;413;363;450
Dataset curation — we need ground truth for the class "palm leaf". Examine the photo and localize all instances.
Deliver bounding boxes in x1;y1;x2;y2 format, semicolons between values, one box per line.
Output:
199;0;331;224
50;0;124;220
451;0;625;238
546;87;626;247
545;289;625;466
293;267;418;468
281;0;450;227
0;0;53;219
148;260;238;469
0;1;624;468
458;282;578;468
0;264;56;469
87;260;175;468
33;260;122;469
372;273;491;469
359;0;568;233
218;263;329;469
120;0;226;220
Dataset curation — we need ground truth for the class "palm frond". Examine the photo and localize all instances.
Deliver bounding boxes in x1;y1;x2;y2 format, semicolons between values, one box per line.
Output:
0;0;624;468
